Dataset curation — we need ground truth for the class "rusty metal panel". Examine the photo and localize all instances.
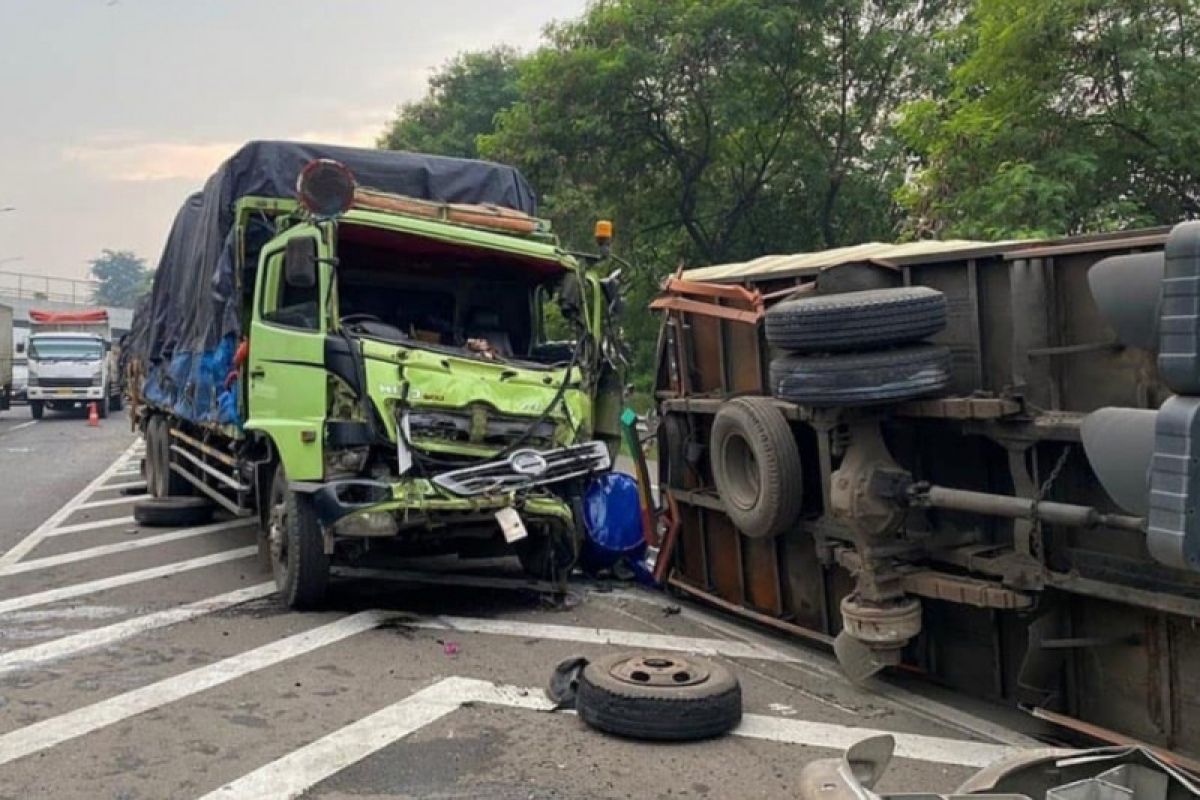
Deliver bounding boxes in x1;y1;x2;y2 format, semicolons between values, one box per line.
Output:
675;502;708;587
741;535;783;614
724;317;765;394
704;510;744;604
687;314;725;395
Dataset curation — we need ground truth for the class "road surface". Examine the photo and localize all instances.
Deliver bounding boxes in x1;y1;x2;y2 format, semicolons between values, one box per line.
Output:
0;410;1040;799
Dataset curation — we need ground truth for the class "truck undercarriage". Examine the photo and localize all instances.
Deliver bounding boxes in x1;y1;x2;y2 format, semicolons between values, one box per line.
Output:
652;223;1200;756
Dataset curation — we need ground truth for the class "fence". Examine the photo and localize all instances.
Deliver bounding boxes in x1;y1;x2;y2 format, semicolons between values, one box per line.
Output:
0;271;99;306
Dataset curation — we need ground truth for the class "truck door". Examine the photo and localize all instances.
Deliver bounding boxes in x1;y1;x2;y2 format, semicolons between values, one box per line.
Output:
245;230;330;480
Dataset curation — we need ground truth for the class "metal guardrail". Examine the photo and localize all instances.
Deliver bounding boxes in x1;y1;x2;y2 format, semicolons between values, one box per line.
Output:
0;271;99;306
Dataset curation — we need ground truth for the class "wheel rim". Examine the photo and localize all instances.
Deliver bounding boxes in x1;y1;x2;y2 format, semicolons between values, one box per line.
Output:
722;433;761;511
608;654;710;688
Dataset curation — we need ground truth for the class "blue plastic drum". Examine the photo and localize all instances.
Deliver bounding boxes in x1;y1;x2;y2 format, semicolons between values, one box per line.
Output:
580;472;646;572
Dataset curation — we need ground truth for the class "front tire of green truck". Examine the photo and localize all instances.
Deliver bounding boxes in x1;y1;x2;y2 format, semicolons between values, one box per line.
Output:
268;465;329;610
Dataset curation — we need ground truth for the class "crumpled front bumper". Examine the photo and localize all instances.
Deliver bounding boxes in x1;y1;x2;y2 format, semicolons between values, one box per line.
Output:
297;440;610;527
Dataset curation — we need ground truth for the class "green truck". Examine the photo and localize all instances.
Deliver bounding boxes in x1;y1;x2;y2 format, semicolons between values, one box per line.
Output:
125;142;624;607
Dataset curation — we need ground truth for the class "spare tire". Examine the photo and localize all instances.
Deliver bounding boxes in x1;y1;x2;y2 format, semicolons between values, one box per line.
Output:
133;496;215;527
765;286;946;352
711;398;802;539
770;344;951;406
575;652;742;741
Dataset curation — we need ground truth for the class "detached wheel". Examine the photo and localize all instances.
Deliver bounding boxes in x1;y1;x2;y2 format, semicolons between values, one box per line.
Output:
268;464;329;609
133;497;214;527
711;397;802;539
770;344;951;406
576;652;742;741
765;286;946;352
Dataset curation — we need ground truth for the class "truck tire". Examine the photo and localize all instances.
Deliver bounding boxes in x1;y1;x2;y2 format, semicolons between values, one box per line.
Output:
770;344;951;406
133;497;214;527
97;394;109;419
30;401;43;420
109;392;123;412
765;286;946;353
268;464;329;609
710;398;802;539
575;652;742;741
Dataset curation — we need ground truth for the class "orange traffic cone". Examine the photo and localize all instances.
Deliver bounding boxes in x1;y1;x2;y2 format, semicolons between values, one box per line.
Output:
87;402;99;427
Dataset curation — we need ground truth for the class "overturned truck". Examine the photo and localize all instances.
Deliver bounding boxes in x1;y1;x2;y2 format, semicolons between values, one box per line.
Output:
652;222;1200;755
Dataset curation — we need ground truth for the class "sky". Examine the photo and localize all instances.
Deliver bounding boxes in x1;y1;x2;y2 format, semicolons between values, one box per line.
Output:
0;0;587;282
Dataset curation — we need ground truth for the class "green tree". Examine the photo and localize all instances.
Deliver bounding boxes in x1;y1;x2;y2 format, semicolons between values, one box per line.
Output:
897;0;1200;238
89;249;150;308
480;0;954;398
378;47;524;158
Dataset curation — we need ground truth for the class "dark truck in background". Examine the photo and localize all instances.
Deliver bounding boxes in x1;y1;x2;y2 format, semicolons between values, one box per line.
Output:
652;221;1200;755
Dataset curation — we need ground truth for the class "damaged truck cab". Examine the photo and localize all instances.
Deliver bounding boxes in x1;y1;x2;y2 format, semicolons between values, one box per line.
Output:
125;143;623;608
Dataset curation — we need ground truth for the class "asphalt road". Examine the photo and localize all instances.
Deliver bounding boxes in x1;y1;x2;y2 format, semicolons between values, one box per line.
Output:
0;421;1041;799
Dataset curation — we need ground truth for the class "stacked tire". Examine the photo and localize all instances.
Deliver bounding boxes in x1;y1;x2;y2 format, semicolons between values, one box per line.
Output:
764;286;951;406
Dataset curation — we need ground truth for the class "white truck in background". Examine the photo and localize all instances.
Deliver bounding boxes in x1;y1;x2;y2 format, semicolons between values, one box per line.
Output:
0;304;12;413
26;309;121;420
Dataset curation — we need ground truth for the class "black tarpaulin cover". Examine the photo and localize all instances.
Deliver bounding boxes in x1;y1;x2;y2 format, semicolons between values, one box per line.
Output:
124;140;538;429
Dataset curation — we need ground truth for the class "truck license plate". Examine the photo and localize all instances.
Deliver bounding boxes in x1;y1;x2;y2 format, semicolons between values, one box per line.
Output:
495;507;528;543
55;389;73;396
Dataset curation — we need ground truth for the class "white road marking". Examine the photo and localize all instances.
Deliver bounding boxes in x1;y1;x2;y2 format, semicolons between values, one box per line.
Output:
44;516;135;537
4;420;39;434
74;495;140;511
0;547;256;616
0;519;256;576
0;610;388;767
405;615;801;662
201;676;1017;799
198;677;490;799
0;439;140;568
733;713;1012;768
0;583;275;678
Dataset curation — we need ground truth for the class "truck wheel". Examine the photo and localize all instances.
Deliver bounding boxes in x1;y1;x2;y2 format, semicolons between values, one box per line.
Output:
96;395;109;419
30;401;43;420
765;286;946;353
575;652;742;741
268;465;329;609
770;344;951;406
133;497;214;527
109;392;123;412
710;398;802;539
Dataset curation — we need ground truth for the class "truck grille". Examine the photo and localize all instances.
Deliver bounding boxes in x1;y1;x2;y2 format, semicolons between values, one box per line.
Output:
432;441;611;497
37;377;92;388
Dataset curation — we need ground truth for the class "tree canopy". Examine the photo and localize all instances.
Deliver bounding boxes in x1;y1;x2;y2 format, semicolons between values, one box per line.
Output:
378;0;1200;400
89;249;150;308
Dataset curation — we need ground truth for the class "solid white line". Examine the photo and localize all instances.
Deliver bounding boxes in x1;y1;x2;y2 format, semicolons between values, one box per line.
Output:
91;480;146;493
406;615;800;662
0;439;140;568
5;420;39;434
0;582;275;677
0;610;387;768
75;495;140;511
44;516;135;537
0;547;256;616
0;519;256;576
198;677;486;800
732;713;1012;768
201;676;1017;798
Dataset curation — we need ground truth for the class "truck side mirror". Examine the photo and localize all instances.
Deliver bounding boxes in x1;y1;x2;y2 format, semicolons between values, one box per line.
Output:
284;237;318;289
